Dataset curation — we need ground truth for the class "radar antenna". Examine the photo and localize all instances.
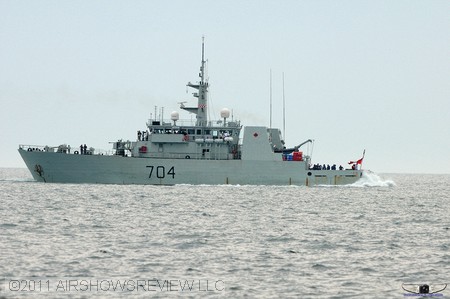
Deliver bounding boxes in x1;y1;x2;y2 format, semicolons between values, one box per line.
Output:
178;101;187;108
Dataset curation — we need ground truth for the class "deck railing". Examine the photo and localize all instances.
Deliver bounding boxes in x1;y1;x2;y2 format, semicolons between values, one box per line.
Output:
19;144;114;156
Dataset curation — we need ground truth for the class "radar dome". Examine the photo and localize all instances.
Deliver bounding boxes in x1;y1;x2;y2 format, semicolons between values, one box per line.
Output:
220;108;230;119
171;111;179;121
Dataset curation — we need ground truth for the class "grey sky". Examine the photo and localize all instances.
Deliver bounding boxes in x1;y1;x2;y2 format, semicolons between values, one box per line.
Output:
1;0;449;174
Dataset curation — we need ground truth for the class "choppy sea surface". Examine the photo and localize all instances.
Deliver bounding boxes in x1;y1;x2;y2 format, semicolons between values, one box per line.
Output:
0;168;449;298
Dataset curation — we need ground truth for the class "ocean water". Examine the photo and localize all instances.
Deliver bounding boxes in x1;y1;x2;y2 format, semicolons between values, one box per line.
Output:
0;168;449;298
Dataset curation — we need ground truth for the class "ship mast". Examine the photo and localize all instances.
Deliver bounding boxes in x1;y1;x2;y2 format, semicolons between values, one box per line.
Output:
182;37;209;126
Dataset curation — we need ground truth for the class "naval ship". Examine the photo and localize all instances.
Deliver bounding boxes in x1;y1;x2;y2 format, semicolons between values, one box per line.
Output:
18;40;364;186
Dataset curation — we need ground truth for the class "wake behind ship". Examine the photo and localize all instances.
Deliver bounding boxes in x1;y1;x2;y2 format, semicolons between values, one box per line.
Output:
19;39;364;186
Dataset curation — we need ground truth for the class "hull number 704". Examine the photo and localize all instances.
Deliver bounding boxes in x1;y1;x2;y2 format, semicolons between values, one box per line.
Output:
146;166;175;179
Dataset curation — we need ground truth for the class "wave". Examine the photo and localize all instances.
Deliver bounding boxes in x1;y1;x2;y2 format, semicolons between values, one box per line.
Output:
351;171;396;187
0;168;34;182
0;178;35;183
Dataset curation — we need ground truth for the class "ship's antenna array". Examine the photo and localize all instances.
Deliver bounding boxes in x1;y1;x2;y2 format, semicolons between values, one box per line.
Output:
269;69;273;129
180;36;209;126
201;36;205;83
282;72;286;140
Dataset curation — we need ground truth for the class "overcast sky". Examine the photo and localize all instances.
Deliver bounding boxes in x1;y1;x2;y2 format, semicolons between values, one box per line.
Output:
1;0;449;174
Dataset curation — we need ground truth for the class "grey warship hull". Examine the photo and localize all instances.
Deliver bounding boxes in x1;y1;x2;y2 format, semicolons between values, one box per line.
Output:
19;148;362;186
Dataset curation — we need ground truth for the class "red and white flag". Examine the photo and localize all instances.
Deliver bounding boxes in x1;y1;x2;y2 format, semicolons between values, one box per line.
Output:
348;150;365;165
